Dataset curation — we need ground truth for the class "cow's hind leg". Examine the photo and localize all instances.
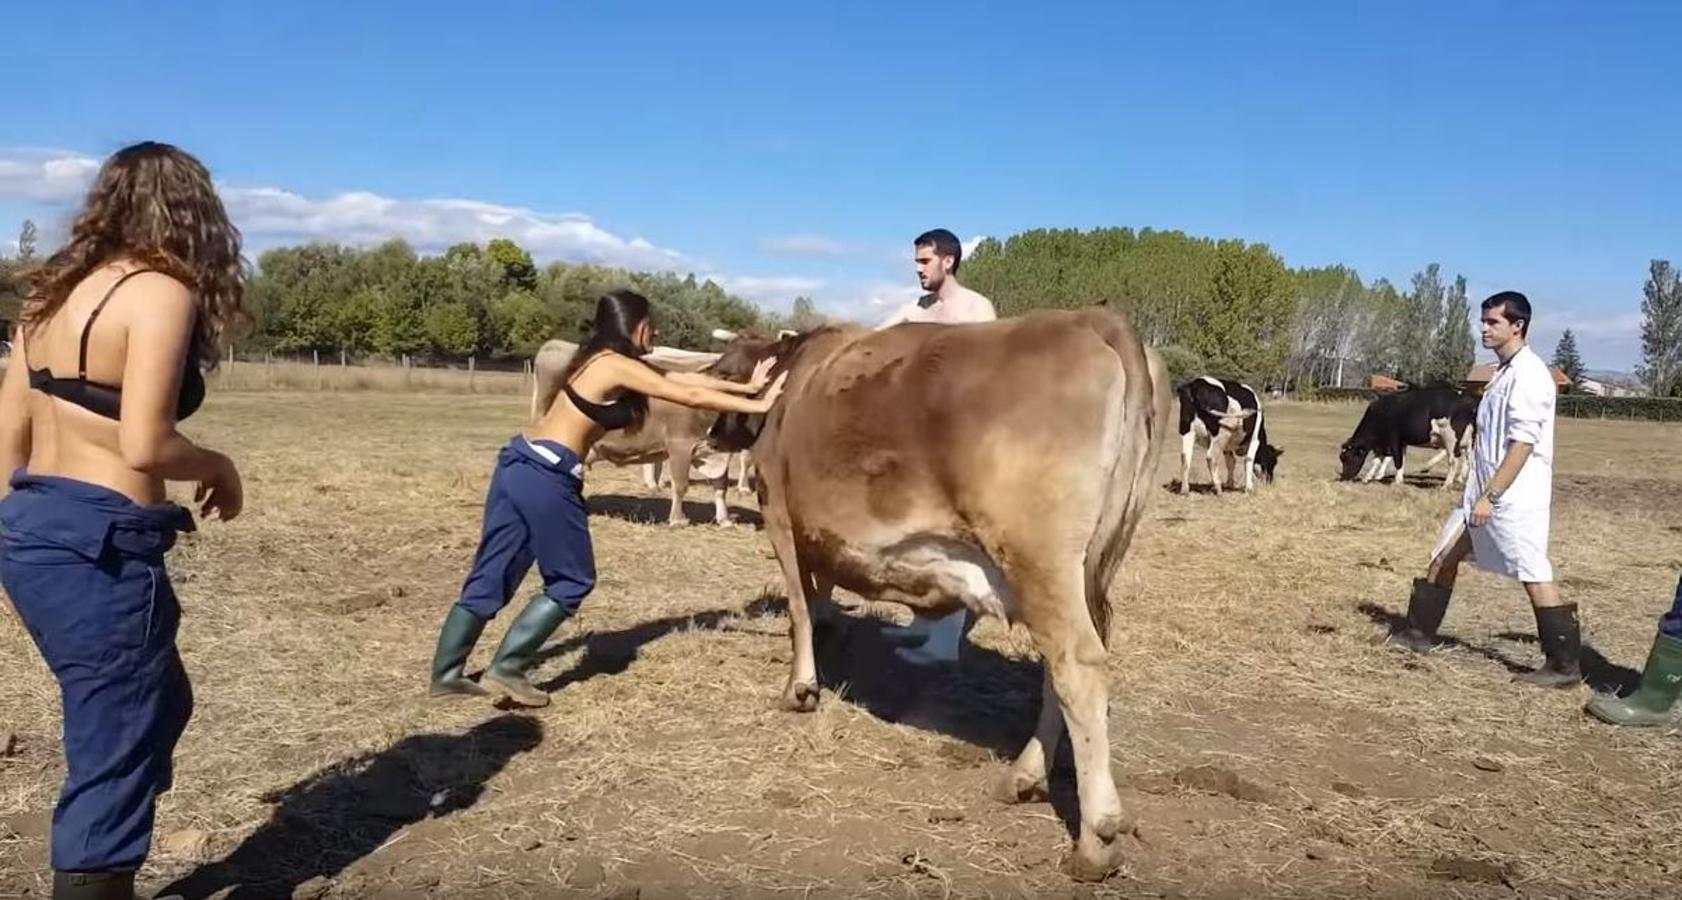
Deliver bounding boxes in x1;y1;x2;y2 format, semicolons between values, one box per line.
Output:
1016;562;1129;881
665;445;693;526
993;671;1059;805
1178;430;1195;494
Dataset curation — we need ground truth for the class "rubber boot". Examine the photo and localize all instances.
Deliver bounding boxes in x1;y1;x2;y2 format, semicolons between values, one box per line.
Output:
483;594;573;708
429;605;490;697
52;870;135;900
1585;631;1682;726
1514;603;1583;688
1389;578;1451;652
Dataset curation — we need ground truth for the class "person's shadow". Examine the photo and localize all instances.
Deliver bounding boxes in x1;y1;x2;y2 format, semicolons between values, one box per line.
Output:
156;715;542;899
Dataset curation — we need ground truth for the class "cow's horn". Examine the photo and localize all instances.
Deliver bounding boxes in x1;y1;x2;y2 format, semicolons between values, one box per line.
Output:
712;328;738;341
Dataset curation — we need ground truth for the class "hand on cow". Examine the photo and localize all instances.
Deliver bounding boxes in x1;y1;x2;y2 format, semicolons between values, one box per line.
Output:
195;451;245;522
1469;495;1494;528
755;371;790;412
749;357;778;392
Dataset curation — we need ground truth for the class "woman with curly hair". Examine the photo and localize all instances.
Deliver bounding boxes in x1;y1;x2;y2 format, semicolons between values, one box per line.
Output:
0;141;250;899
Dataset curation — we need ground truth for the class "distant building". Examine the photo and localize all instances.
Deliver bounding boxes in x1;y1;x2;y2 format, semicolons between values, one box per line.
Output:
1461;362;1571;396
1579;377;1644;398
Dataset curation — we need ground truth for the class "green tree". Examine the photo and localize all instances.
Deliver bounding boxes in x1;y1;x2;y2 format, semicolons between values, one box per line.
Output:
485;238;538;292
786;296;825;331
1552;328;1586;391
1399;264;1446;385
1640;259;1682;397
1434;274;1475;384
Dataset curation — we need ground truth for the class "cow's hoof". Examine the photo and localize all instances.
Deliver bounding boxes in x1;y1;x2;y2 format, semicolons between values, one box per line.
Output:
1062;836;1125;883
782;682;820;712
990;769;1049;805
666;518;690;528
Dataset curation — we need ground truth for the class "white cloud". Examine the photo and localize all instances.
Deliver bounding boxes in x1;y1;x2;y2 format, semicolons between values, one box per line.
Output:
0;148;689;272
0;150;99;202
758;234;847;259
221;185;690;271
961;234;988;258
706;274;826;307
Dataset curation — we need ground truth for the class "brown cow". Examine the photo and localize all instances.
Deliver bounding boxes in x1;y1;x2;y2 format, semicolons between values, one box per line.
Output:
709;307;1172;880
529;332;776;526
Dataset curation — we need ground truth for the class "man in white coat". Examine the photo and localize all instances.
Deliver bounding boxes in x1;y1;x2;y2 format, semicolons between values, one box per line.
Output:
1389;291;1581;687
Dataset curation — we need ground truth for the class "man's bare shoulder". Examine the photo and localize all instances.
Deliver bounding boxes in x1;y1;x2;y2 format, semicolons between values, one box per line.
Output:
954;286;997;322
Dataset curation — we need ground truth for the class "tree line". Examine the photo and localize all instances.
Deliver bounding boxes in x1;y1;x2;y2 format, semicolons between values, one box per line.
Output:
2;218;1677;396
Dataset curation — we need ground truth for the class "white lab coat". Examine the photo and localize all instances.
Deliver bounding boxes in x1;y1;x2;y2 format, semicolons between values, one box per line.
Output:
1428;344;1557;583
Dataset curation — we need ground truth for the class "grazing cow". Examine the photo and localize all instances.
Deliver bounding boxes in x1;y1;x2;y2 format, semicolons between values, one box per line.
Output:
1338;386;1476;488
708;307;1173;881
529;331;774;525
1176;376;1281;495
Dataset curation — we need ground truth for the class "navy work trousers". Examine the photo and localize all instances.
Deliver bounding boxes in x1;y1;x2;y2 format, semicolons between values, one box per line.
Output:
0;471;195;874
455;437;596;619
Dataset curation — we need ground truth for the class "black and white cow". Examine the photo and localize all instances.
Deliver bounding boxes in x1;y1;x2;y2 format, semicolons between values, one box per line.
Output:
1337;386;1477;489
1177;376;1282;495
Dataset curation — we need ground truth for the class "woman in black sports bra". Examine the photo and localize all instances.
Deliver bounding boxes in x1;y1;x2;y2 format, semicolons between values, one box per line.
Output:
428;289;787;707
0;142;250;899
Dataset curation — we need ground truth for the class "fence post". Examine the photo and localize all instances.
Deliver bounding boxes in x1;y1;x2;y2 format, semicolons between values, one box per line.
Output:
265;351;273;388
468;356;476;394
314;350;321;391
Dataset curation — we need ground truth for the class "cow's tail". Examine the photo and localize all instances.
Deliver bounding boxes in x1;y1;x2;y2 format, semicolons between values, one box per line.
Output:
1080;310;1171;650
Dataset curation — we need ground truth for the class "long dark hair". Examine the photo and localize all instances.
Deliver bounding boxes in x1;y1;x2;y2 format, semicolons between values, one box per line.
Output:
559;289;655;425
21;141;252;371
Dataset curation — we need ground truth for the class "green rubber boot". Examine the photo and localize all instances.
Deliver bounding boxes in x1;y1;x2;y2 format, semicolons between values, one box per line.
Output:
1586;631;1682;726
483;594;574;708
429;605;490;697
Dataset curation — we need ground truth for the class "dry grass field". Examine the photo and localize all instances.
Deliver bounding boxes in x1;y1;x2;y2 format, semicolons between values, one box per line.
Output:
2;386;1680;899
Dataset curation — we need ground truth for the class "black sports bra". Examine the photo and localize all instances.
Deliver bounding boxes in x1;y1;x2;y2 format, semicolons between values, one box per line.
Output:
563;382;637;430
562;354;639;431
27;269;206;422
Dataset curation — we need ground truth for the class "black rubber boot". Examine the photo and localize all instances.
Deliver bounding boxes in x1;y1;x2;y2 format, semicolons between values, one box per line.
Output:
1390;578;1452;652
1586;631;1682;726
52;870;135;900
429;605;490;697
1515;603;1583;688
483;594;573;708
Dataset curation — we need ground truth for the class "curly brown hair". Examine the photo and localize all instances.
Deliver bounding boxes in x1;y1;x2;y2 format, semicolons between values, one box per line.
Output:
20;141;252;371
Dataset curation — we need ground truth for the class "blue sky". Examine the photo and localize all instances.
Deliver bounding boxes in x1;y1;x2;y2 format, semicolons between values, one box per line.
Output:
4;1;1678;369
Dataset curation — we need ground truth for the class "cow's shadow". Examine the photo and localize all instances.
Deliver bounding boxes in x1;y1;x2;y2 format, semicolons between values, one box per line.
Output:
155;715;542;899
586;493;763;528
509;594;1080;841
1356;602;1638;694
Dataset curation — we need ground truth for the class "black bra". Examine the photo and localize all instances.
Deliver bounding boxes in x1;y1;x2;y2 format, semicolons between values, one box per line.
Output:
27;269;206;422
563;382;637;431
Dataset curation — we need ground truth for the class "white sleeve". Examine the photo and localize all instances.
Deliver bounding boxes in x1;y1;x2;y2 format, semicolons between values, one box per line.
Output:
1505;363;1554;446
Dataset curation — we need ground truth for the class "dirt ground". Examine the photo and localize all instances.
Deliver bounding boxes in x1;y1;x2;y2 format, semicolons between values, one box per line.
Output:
3;393;1680;899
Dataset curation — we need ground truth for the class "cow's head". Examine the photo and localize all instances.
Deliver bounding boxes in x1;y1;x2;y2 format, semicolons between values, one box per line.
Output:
1337;440;1368;481
706;328;820;453
1255;442;1283;482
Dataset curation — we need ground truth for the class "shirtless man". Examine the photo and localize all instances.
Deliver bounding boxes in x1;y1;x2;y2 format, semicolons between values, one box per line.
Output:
876;228;997;328
877;228;996;670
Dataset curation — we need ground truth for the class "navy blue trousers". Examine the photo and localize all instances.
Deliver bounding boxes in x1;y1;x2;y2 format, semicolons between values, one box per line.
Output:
0;471;195;873
455;437;596;620
1658;573;1682;638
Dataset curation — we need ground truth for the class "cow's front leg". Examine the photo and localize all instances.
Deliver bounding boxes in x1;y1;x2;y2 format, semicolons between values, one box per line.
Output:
994;670;1058;805
763;509;819;711
1390;448;1407;486
643;461;662;490
711;475;733;527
